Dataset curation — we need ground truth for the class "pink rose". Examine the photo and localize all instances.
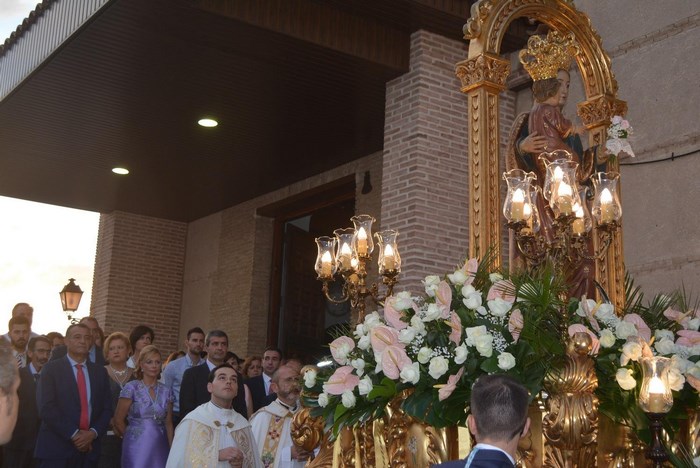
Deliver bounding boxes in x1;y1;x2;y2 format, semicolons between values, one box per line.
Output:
436;281;453;318
447;311;462;345
568;324;600;355
383;299;407;330
438;367;464;401
623;314;651;343
508;309;524;343
487;280;516;303
381;346;411;380
325;366;360;395
370;325;402;353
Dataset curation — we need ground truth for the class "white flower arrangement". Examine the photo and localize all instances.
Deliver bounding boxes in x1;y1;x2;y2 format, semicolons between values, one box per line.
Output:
605;115;635;158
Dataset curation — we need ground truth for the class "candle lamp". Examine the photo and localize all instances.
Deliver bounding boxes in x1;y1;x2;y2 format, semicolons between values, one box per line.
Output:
314;215;400;324
591;172;622;227
503;169;536;224
638;356;673;468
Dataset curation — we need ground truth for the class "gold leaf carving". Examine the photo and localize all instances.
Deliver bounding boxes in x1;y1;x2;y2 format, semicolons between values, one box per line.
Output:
456;54;510;92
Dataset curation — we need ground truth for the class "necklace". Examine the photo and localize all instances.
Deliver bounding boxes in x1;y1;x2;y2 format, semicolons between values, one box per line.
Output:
109;365;128;376
109;365;130;387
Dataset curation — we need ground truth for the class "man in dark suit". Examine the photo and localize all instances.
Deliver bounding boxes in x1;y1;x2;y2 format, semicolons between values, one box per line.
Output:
432;375;530;468
34;323;112;468
3;335;52;467
245;346;282;412
49;317;104;366
179;330;247;419
0;340;20;446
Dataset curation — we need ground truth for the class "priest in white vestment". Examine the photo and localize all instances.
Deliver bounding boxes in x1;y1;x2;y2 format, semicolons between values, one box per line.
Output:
166;364;262;468
250;365;312;468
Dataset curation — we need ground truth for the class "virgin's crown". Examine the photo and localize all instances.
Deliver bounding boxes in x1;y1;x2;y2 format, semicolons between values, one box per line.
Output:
519;31;579;81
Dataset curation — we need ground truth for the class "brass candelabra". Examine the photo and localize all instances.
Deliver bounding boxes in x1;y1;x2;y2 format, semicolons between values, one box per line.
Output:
314;215;401;325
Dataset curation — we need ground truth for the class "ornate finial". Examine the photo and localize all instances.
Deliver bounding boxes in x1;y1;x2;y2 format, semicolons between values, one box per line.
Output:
519;30;579;81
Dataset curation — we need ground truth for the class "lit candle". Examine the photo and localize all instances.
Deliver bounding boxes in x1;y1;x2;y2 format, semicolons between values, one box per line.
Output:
321;251;333;277
556;181;573;216
383;244;396;271
647;376;667;413
600;188;615;224
572;205;585;235
357;227;368;256
338;242;353;270
510;188;525;221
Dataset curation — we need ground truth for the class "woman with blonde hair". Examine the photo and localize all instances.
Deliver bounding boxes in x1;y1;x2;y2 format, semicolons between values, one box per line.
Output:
114;345;173;467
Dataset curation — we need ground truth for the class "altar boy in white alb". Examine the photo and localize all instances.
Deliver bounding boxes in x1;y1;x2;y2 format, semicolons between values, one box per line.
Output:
250;365;313;467
166;364;262;468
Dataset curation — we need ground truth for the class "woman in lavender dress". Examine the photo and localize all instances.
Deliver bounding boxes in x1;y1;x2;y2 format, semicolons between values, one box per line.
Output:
114;345;174;468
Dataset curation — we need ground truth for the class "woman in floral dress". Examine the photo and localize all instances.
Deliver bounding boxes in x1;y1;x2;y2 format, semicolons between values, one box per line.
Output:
114;345;173;467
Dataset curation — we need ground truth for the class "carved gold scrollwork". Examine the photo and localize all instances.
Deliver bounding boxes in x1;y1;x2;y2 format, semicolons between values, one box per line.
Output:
463;0;494;40
542;333;599;467
291;408;336;467
456;54;510;92
577;96;628;127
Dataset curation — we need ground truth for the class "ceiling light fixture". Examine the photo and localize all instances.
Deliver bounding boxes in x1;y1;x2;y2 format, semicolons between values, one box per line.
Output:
198;118;218;127
112;167;129;175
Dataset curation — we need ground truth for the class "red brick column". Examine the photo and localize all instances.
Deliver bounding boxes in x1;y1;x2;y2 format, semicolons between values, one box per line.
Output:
91;211;187;355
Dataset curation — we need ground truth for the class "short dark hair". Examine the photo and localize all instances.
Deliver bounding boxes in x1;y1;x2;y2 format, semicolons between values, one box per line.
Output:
186;327;205;340
8;315;30;330
129;325;155;349
224;351;240;363
79;316;99;326
470;374;529;441
205;330;228;347
264;346;283;360
46;332;63;343
28;336;51;353
0;340;18;395
208;363;236;383
11;303;33;316
66;323;89;337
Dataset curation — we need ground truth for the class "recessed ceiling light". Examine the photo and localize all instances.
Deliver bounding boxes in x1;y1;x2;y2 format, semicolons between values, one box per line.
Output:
198;118;218;127
112;167;129;175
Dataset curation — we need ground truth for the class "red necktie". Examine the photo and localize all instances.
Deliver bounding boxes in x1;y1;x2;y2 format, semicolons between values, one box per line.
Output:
76;364;89;430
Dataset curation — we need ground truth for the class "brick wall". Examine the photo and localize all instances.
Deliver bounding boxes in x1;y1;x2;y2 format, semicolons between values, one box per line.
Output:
381;30;470;292
91;211;187;355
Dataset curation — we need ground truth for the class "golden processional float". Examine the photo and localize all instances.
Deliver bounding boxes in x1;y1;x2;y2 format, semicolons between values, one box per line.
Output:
291;1;700;467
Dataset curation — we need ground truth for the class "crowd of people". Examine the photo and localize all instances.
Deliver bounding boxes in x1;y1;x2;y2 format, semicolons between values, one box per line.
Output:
0;303;312;468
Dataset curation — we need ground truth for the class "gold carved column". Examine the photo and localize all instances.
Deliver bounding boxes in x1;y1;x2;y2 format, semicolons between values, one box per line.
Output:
455;53;510;266
578;95;628;310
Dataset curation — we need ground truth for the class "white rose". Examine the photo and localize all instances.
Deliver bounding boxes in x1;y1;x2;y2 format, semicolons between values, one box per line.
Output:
334;343;352;365
395;291;415;310
454;343;468;365
423;275;441;296
487;298;511;318
476;306;488;316
423;303;442;322
654;339;675;356
417;347;433;364
599;329;616;348
465;325;488;346
318;392;329;407
687;364;700;379
688;318;700;331
398;327;417;344
410;316;426;335
615;321;638;340
497;352;516;370
428;356;449;380
616;368;637;390
448;269;468;285
354;323;367;338
357;335;371;350
351;358;366;375
668;367;685;391
671;355;693;373
655;329;675;342
595;303;616;322
474;334;494;357
399;362;420;385
463;291;483;310
461;284;476;297
364;312;382;330
374;353;383;374
358;375;373;396
620;341;643;366
341;390;356;408
489;273;503;282
304;369;317;388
